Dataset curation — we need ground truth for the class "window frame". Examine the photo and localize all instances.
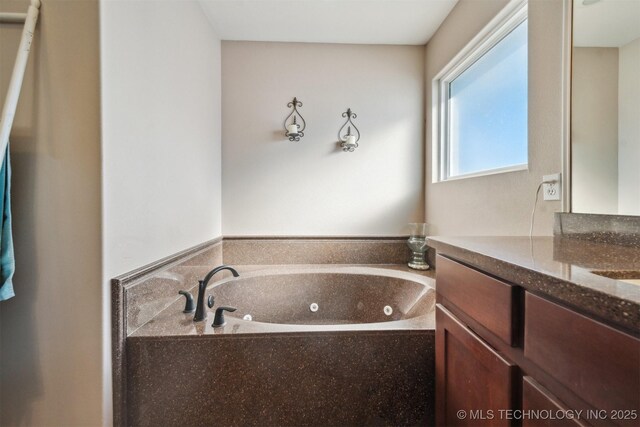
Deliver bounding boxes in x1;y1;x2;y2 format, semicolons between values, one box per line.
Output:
432;0;529;183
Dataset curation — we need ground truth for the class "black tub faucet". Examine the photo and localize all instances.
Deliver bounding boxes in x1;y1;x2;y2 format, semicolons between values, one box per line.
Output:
194;265;239;322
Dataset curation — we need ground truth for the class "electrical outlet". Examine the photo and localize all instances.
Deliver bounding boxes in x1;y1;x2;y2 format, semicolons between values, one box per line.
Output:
543;173;561;201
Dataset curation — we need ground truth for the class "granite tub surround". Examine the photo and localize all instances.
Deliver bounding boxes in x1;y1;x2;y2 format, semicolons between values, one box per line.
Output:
112;238;223;427
127;331;435;427
554;212;640;246
123;266;435;426
113;237;435;427
223;236;412;265
426;236;640;334
113;239;223;336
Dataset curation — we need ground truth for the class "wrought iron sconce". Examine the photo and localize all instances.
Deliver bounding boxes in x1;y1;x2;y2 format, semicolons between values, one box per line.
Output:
338;108;361;152
284;97;306;142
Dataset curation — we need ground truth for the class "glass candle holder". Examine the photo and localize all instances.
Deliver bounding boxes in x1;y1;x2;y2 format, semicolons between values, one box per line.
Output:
407;223;430;270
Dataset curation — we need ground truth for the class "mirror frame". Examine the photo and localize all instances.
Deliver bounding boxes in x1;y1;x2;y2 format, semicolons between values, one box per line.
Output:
561;0;572;213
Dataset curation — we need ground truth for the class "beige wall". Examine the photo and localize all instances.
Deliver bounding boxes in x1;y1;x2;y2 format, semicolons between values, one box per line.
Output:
618;37;640;215
572;47;619;214
101;3;222;422
221;41;425;236
424;0;563;236
0;0;104;425
101;0;223;278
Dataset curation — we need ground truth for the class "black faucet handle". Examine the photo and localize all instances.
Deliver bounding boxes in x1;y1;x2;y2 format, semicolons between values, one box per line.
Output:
207;295;215;309
178;290;195;313
212;306;237;328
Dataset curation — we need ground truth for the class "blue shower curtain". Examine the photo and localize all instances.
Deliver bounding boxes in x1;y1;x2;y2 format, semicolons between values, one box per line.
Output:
0;146;15;301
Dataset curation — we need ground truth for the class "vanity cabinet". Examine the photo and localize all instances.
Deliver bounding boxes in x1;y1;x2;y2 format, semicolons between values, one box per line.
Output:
435;255;640;427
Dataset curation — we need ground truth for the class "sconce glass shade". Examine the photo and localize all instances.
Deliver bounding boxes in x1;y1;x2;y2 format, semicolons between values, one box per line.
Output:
284;97;306;142
338;108;360;152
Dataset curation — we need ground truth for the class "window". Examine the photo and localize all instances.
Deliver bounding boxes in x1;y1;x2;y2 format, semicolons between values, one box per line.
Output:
433;2;528;182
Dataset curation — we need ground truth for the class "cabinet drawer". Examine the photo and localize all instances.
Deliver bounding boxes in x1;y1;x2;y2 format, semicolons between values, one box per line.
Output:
436;255;517;346
524;292;640;420
522;376;589;427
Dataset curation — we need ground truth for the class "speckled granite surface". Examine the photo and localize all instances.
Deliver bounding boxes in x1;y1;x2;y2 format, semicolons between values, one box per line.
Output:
555;213;640;246
116;239;224;335
127;330;435;427
112;238;223;427
427;236;640;334
223;237;412;265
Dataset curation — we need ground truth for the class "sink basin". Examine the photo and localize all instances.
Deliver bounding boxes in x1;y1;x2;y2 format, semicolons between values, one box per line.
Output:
591;270;640;286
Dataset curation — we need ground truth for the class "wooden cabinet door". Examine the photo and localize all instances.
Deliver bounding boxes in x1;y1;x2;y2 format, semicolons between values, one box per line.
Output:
436;304;517;427
522;376;589;427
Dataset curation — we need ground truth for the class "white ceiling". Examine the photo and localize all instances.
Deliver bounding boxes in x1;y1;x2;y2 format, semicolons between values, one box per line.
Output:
573;0;640;47
199;0;459;45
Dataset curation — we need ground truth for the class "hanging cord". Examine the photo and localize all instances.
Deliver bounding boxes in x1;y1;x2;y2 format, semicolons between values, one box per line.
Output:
529;179;558;238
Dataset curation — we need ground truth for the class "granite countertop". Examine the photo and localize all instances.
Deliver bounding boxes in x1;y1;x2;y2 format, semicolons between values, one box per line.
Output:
129;264;436;339
426;236;640;334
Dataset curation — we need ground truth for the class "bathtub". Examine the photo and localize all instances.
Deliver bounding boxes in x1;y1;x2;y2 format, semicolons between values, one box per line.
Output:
126;266;436;426
215;268;434;328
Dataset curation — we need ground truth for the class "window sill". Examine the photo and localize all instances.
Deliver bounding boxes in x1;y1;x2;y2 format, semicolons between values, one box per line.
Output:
434;163;528;183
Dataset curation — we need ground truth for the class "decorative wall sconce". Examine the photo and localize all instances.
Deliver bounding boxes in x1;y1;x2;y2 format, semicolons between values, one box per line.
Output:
338;108;360;152
284;97;306;142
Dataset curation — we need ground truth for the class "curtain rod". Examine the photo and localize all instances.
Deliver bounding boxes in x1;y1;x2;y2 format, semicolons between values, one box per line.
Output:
0;12;28;24
0;0;41;166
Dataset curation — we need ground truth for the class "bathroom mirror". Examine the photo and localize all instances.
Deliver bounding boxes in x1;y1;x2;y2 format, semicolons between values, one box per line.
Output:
570;0;640;215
